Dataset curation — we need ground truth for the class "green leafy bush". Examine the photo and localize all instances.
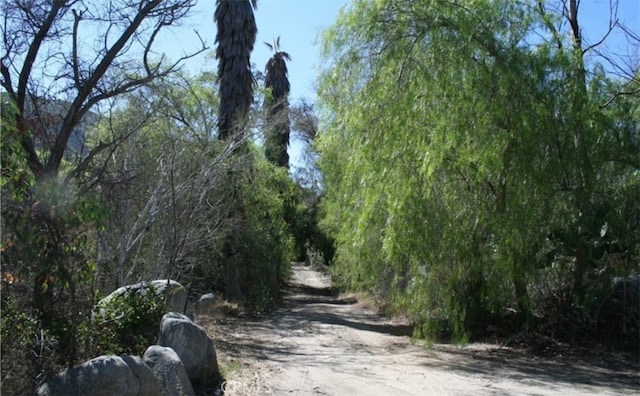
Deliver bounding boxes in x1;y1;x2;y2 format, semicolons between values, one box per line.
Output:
212;150;295;314
91;287;167;356
236;154;295;314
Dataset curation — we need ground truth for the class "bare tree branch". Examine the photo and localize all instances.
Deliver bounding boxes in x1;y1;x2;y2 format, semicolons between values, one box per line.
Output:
2;0;205;181
71;8;82;88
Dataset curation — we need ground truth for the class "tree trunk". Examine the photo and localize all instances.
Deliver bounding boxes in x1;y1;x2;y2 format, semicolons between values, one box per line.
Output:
567;0;594;313
573;242;588;309
224;244;243;303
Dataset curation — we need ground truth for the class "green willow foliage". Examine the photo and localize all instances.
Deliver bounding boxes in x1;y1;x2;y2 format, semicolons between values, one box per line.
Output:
318;0;639;340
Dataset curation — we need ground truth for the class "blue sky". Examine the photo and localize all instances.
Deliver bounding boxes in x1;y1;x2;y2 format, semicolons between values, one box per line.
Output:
159;0;347;102
160;0;639;103
155;0;638;169
156;0;348;169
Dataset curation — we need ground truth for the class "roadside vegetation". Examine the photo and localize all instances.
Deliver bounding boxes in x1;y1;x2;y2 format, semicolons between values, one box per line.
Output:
1;0;637;394
317;0;639;346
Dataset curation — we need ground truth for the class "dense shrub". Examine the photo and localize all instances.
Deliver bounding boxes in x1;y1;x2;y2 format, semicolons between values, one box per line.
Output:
0;299;60;395
232;152;295;314
91;287;167;356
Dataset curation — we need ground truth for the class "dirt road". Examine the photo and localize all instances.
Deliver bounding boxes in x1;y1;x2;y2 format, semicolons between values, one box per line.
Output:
204;264;639;395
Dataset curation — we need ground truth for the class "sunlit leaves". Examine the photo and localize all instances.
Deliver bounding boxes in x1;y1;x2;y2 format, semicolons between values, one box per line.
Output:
318;0;639;340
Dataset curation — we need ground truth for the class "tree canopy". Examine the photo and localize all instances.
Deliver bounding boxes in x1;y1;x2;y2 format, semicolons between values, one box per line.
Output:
317;0;639;340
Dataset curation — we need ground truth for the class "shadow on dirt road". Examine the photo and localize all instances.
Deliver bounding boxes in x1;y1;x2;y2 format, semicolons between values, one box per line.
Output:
203;264;639;396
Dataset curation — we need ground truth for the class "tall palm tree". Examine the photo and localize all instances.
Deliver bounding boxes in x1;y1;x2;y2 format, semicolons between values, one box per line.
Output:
214;0;258;302
264;37;291;168
214;0;257;141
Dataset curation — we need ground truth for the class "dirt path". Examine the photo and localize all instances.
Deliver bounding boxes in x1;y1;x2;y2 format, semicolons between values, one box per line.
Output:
203;264;639;396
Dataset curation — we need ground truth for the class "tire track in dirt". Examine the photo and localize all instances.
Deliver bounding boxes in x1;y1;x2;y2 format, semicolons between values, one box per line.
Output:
203;264;639;396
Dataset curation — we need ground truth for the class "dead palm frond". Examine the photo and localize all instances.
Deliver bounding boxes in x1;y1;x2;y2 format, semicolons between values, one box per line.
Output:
214;0;258;140
264;36;291;168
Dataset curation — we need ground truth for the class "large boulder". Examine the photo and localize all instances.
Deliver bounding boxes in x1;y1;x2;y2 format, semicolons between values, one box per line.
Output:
99;280;187;314
143;345;195;396
157;313;221;391
37;355;161;396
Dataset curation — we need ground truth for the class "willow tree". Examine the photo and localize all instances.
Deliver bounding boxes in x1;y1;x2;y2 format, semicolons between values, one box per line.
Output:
214;0;257;141
264;37;292;168
318;0;639;340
